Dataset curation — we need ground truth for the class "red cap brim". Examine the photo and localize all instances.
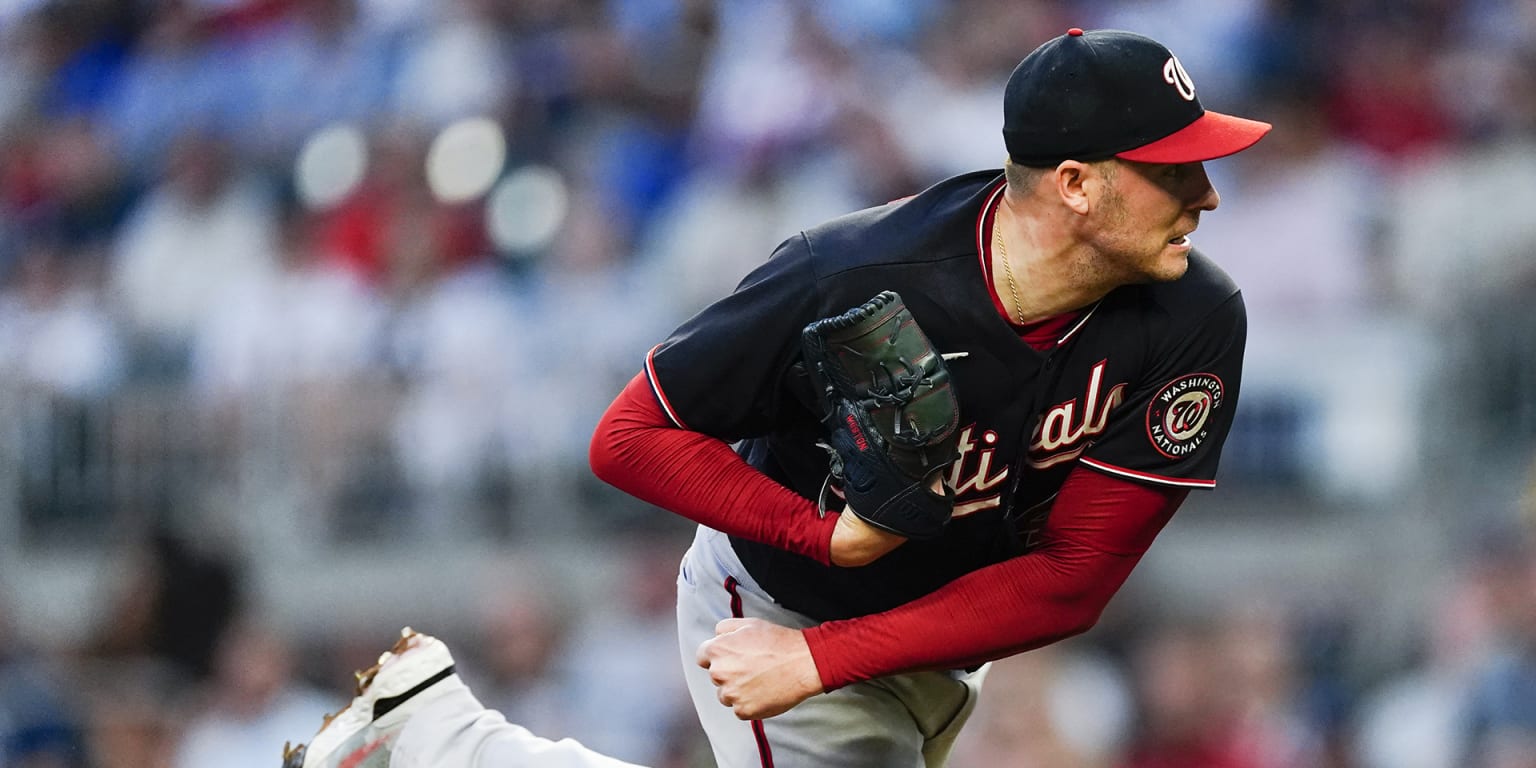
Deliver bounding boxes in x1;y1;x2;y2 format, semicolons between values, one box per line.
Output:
1115;110;1273;164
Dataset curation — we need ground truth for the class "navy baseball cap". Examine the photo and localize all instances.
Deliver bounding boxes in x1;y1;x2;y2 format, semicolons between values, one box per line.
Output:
1002;28;1272;167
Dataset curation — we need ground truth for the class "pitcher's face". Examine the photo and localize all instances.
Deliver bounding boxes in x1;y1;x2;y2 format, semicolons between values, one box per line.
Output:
1087;159;1220;283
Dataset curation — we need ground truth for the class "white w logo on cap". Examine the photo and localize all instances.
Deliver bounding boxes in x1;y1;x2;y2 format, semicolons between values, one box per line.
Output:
1162;56;1196;101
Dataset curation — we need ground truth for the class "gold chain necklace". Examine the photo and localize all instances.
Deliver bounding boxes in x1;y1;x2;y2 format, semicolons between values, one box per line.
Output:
993;213;1026;325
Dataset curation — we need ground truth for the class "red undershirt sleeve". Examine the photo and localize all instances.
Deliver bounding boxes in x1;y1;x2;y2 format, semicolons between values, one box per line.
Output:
589;372;840;565
802;465;1188;690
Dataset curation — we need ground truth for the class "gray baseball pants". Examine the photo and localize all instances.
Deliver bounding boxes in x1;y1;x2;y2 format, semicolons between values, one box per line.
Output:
676;526;987;768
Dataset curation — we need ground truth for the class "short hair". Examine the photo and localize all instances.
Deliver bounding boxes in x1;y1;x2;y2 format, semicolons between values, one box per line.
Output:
1003;157;1046;191
1003;157;1116;193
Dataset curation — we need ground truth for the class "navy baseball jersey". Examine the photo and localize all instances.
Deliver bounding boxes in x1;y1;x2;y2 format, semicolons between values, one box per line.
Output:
645;170;1246;621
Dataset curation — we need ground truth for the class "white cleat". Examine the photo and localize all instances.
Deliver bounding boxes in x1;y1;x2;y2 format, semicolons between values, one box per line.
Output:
282;627;459;768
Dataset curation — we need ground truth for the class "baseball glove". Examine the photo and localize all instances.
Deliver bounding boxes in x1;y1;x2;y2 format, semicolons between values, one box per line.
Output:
801;291;961;540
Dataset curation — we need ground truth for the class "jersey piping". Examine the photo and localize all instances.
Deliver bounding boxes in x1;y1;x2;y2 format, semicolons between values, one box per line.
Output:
975;180;1013;324
644;344;689;430
1054;307;1098;345
1077;455;1218;488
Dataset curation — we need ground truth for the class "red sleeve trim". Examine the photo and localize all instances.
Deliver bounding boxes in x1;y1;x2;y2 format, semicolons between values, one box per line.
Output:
1077;456;1217;488
802;466;1187;690
643;345;689;430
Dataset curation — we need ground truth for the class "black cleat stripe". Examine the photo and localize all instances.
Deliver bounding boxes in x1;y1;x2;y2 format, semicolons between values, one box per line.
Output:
372;665;455;721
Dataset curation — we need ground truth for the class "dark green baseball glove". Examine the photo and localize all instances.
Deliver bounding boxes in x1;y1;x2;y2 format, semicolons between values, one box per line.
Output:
800;291;961;540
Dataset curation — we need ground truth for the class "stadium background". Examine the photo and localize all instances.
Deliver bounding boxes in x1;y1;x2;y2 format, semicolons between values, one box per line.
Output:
1;0;1534;766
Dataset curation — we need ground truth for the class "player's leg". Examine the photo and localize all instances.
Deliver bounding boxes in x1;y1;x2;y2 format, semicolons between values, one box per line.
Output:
897;663;989;767
284;628;647;768
675;527;986;768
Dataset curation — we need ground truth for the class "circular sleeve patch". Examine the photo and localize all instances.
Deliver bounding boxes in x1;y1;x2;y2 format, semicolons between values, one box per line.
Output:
1146;373;1225;459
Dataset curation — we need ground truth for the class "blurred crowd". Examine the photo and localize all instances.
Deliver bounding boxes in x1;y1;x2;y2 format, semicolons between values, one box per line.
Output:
2;0;1536;765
